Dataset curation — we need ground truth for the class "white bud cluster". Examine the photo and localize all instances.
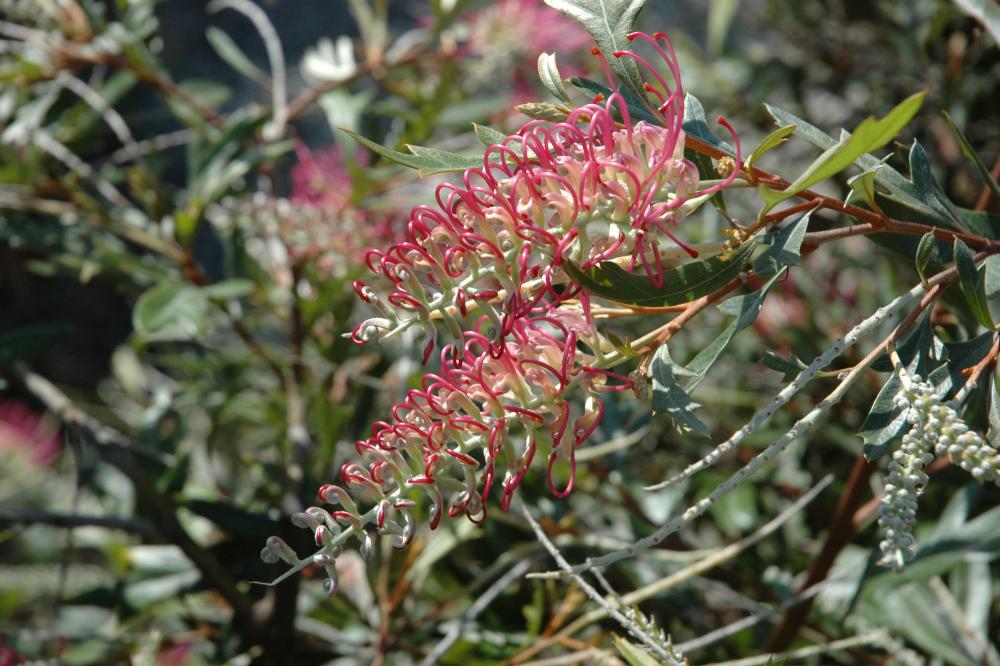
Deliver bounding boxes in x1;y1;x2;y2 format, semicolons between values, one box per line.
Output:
901;379;1000;484
879;376;1000;571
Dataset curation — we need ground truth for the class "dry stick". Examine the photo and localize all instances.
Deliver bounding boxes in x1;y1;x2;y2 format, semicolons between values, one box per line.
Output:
419;558;535;666
537;265;969;580
521;504;683;665
10;364;257;639
512;476;832;664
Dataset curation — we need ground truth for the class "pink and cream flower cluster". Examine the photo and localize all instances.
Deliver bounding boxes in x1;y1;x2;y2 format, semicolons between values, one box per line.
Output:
264;33;741;587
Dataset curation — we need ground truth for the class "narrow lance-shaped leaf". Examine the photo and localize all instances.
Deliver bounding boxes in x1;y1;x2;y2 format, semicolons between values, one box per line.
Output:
759;91;927;214
563;240;756;308
954;237;994;329
339;128;482;176
537;52;571;103
746;123;796;171
915;232;935;286
942;111;1000;210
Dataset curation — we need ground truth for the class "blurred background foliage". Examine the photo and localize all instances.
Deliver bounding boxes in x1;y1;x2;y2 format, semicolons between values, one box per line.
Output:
0;0;998;664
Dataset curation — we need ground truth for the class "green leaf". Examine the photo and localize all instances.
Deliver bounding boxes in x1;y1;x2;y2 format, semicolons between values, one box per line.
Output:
650;345;710;437
746;123;796;171
915;232;936;285
685;270;785;382
759;91;926;213
537;52;571;103
988;371;1000;448
942;111;1000;212
612;635;661;666
762;350;808;382
339;128;482;176
201;279;254;300
752;210;812;276
132;282;209;343
473;123;507;147
0;324;70;365
707;0;740;56
543;0;650;99
954;238;994;329
845;161;885;208
952;0;1000;46
563;240;756;308
205;26;269;84
862;312;938;459
683;93;735;155
568;76;659;125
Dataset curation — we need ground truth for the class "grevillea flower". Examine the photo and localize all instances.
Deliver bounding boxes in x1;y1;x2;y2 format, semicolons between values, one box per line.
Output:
0;400;60;467
264;32;742;590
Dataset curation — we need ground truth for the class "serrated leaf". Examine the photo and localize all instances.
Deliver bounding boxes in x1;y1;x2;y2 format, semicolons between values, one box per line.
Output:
954;238;994;329
543;0;649;99
473;123;507;147
752;210;811;276
746;123;795;170
683;93;735;155
537;52;571;103
133;282;209;343
206;26;268;84
762;350;808;382
650;345;710;437
759;91;926;212
915;232;936;285
569;76;659;125
563;240;756;308
685;270;784;383
339;128;482;176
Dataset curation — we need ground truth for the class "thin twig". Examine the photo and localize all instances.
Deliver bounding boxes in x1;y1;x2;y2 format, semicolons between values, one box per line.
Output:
699;630;890;666
521;503;682;665
420;558;535;666
675;582;830;654
514;476;832;663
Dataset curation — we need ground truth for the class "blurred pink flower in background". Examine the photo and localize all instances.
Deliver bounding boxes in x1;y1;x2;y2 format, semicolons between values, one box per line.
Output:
155;643;192;666
464;0;592;102
0;400;60;467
